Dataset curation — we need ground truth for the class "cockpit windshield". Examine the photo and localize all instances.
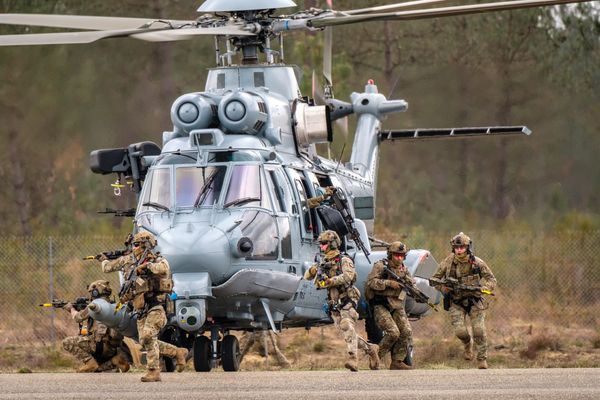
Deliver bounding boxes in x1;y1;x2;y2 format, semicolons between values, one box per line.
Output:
139;163;271;212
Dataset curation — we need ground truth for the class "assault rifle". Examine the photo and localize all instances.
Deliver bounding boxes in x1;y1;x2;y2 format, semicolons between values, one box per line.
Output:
428;277;494;296
117;247;152;307
83;233;133;261
39;297;89;311
329;187;371;263
429;277;494;311
384;266;438;312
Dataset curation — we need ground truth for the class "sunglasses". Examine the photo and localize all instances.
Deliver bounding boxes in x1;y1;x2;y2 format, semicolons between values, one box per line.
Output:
319;241;329;245
133;242;142;247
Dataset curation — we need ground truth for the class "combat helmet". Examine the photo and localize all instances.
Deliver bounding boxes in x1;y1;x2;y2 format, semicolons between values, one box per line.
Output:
387;241;408;258
88;279;112;299
318;230;341;250
133;231;157;248
450;232;471;249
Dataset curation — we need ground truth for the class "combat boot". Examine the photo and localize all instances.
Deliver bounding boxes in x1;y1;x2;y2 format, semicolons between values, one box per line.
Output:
463;340;474;361
477;359;488;369
175;348;188;372
141;368;161;382
367;344;380;370
110;353;130;373
77;358;99;373
344;353;358;372
389;360;413;370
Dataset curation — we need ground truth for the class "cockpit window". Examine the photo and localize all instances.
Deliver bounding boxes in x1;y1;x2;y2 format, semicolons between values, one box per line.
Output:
175;166;225;207
224;165;263;208
194;166;227;207
139;168;171;212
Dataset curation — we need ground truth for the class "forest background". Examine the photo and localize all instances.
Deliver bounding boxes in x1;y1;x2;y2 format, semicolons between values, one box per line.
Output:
0;0;599;371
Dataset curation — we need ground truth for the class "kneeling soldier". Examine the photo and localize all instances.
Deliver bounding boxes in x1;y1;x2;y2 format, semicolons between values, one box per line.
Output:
62;280;130;373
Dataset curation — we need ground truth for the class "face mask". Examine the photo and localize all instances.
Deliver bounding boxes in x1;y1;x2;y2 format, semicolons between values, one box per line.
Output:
455;252;469;263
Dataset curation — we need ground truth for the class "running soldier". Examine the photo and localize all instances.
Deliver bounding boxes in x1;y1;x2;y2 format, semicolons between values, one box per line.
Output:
304;230;380;371
101;231;188;381
239;330;292;368
365;241;417;370
430;232;497;369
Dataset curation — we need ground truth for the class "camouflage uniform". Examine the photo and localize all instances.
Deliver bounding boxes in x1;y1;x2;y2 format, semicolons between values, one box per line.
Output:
304;230;379;371
431;233;497;368
61;280;129;373
102;232;187;382
365;242;417;369
307;186;334;209
239;330;291;368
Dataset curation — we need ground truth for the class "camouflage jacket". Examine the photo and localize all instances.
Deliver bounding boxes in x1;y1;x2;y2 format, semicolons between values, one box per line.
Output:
304;253;360;304
365;259;417;310
431;253;497;301
102;253;172;311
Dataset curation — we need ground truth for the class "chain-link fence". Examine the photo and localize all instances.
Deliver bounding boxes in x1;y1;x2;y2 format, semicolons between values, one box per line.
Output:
1;231;599;346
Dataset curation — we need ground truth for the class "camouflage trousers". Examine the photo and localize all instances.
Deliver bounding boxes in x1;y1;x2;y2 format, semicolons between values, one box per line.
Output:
373;305;412;363
239;330;291;368
136;307;180;370
331;304;371;362
62;335;118;364
449;304;487;360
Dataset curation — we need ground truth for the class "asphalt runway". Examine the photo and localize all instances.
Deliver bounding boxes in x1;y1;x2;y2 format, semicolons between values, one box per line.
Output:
1;368;599;400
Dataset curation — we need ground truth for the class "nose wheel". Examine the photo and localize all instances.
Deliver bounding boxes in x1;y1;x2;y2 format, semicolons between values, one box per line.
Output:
192;330;241;372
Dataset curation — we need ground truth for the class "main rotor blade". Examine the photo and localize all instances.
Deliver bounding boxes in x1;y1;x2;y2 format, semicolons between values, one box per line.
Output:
132;25;253;41
0;13;193;30
0;24;252;46
310;0;593;27
342;0;456;15
0;28;167;46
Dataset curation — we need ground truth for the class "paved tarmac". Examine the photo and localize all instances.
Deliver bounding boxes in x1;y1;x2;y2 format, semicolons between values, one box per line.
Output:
0;368;599;400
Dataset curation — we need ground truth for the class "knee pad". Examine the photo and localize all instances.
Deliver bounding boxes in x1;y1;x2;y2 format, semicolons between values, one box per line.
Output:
339;318;351;331
472;327;485;339
455;328;470;342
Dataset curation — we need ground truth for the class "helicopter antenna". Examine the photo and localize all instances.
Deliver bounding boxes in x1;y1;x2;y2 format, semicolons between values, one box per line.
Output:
334;142;346;172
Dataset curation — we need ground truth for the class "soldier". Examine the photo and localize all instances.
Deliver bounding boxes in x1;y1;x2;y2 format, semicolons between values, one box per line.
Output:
62;280;130;373
365;241;417;370
304;230;380;371
239;330;292;368
101;231;188;382
430;232;497;369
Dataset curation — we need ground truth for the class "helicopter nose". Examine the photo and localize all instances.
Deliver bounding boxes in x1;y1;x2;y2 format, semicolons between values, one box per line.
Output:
156;224;231;277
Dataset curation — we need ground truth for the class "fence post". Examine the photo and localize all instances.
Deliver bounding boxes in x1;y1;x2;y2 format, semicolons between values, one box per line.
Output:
48;236;55;343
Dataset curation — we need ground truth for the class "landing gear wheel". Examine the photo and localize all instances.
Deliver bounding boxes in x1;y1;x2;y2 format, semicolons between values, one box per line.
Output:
221;334;241;372
160;327;178;372
193;335;211;372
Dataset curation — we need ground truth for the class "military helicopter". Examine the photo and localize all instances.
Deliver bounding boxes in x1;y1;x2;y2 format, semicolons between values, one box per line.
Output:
1;0;591;372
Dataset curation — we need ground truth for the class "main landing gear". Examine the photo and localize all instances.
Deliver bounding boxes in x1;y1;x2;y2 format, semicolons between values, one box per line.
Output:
193;326;241;372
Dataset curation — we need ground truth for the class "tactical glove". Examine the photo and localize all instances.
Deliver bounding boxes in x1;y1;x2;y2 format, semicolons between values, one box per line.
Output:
135;263;148;275
308;266;317;276
386;280;401;290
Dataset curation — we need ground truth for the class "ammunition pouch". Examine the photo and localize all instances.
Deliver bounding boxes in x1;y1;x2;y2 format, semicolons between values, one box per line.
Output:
165;295;175;318
132;293;146;310
443;294;451;311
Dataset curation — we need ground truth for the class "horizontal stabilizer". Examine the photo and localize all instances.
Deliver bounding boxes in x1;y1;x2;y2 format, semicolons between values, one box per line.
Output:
380;126;531;141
